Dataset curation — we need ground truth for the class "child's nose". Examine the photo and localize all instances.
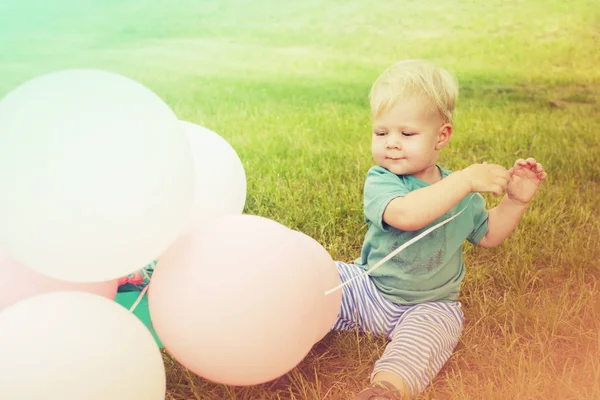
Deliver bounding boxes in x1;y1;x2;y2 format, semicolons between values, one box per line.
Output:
386;135;401;149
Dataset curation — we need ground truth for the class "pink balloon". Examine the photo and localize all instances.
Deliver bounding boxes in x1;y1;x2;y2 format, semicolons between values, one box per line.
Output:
0;250;118;312
148;215;323;386
291;230;342;343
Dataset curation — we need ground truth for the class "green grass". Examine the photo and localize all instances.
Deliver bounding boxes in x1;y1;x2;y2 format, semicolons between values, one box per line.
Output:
2;0;599;398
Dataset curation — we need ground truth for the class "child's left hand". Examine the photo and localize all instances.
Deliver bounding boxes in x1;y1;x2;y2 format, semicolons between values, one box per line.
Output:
507;158;547;205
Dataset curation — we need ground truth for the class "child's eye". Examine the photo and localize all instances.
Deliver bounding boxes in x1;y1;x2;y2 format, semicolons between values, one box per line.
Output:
402;132;416;137
374;131;387;136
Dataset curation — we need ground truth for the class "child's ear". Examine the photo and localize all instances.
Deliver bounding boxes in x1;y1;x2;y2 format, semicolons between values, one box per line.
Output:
435;123;452;150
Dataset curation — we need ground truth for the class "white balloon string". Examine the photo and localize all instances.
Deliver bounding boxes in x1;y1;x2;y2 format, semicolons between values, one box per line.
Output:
129;285;149;313
324;194;475;296
129;262;154;313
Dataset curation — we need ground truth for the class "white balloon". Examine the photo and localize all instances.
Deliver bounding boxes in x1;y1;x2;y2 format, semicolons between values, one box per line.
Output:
291;230;342;344
0;291;166;400
0;69;195;282
181;121;246;226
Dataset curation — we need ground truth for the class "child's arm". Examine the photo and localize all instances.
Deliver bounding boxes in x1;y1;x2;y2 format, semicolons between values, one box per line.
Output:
478;158;547;248
384;163;510;231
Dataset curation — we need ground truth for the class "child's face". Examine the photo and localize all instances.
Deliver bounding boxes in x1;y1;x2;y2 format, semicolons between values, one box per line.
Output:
371;96;447;179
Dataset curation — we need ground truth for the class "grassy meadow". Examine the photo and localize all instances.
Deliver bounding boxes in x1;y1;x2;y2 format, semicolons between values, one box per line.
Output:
1;0;599;399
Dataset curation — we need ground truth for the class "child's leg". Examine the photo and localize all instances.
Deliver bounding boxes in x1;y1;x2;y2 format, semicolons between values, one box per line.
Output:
371;301;464;397
331;261;408;336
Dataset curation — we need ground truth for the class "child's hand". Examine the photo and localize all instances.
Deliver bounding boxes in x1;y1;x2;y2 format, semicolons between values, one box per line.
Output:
507;158;547;205
461;163;510;196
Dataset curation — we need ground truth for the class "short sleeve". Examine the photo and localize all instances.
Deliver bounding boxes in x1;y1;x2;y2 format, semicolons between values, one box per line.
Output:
363;167;410;231
466;193;489;245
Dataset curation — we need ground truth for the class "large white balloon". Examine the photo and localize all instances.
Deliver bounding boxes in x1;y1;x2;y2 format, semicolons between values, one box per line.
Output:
181;121;246;226
291;230;342;343
148;215;323;386
0;69;195;282
0;291;166;400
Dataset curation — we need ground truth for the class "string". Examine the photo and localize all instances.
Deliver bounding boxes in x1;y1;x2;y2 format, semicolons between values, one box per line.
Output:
129;285;149;312
129;261;155;313
324;194;475;296
124;195;475;304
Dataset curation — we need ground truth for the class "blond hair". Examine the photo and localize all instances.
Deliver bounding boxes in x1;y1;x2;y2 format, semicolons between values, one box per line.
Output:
369;59;458;124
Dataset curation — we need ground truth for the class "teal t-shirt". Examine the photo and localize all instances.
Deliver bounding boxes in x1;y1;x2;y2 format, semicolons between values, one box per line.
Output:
355;165;489;305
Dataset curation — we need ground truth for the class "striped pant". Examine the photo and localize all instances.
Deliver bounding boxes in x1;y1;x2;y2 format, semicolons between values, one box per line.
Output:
331;262;464;395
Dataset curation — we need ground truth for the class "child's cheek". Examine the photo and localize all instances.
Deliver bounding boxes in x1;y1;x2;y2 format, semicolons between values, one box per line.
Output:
403;140;422;155
371;142;385;159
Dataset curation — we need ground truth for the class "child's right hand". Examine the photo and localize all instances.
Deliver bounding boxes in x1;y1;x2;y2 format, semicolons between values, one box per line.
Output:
461;162;510;196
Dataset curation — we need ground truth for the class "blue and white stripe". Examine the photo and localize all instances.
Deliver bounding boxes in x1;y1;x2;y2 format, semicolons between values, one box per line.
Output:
332;261;464;395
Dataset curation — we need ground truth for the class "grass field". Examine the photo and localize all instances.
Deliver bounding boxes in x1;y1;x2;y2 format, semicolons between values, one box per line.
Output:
1;0;599;399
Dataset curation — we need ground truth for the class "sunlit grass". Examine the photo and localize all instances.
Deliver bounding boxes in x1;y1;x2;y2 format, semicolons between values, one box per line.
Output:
1;0;599;398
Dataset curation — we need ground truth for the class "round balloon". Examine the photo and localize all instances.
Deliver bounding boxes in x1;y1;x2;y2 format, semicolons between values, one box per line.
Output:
0;291;166;400
0;69;195;282
182;121;246;227
0;250;118;312
291;230;342;343
148;214;322;386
